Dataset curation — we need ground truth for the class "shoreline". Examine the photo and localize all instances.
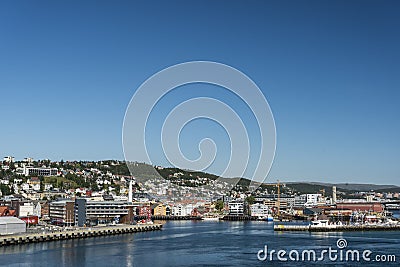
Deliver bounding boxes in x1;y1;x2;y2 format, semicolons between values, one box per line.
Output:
0;223;162;247
274;224;400;232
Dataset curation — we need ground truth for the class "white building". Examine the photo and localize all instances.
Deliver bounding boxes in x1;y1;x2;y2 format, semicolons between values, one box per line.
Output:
294;195;307;207
250;203;270;217
0;217;26;235
171;204;194;216
3;156;15;163
306;194;322;206
30;183;40;191
171;204;184;216
366;195;374;202
34;202;41;217
23;157;34;164
22;166;58;177
44;184;53;191
0;179;9;185
21;183;30;191
228;201;245;216
19;202;35;217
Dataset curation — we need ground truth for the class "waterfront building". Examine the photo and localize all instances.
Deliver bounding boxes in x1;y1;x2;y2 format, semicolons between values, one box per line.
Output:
250;203;270;217
170;204;195;216
171;204;183;216
335;202;384;213
75;198;135;227
0;217;26;235
49;200;75;226
228;201;245;216
138;204;151;217
151;203;167;216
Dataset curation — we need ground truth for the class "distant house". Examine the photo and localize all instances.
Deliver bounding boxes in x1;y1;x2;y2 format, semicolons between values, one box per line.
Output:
0;179;10;185
44;184;53;191
151;203;166;216
27;177;41;191
21;183;30;191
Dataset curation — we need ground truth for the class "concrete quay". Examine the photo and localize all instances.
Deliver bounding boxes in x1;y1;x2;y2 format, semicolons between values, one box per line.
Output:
0;223;162;247
274;224;400;232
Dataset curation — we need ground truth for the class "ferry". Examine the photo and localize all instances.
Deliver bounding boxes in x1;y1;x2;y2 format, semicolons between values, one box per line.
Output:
201;214;222;221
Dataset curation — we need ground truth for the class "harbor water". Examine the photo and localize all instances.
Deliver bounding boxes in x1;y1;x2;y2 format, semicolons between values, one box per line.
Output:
1;220;399;266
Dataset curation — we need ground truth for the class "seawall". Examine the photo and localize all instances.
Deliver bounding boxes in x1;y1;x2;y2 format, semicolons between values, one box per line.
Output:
0;223;162;247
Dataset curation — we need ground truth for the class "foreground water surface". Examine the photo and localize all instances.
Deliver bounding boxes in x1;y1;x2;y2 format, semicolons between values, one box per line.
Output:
1;221;399;266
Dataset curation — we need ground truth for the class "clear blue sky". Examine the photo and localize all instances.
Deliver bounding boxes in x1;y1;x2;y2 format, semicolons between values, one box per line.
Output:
0;1;399;184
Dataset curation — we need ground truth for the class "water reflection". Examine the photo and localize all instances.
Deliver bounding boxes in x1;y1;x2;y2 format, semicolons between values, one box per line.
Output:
0;221;399;266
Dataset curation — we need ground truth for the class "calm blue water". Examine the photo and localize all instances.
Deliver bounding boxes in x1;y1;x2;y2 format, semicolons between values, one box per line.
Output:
1;221;399;266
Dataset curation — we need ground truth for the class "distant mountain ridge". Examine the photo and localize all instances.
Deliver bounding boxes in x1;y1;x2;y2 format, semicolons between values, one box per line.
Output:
128;163;400;194
286;181;400;193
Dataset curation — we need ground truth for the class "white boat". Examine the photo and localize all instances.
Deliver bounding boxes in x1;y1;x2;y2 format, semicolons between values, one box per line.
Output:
309;220;337;229
259;215;273;222
201;214;221;221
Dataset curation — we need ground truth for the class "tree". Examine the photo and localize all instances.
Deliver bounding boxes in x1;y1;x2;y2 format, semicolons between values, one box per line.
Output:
246;195;255;205
215;200;224;211
0;184;11;196
91;182;99;192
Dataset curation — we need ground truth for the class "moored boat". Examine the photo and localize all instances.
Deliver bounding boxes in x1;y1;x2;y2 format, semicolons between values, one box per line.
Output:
201;214;222;221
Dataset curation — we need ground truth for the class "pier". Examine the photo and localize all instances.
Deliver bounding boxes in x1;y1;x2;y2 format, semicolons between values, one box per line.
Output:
274;224;400;232
0;223;162;247
221;215;259;221
140;215;202;220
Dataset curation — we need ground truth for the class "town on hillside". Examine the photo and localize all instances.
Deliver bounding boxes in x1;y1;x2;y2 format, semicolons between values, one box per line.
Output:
1;155;399;235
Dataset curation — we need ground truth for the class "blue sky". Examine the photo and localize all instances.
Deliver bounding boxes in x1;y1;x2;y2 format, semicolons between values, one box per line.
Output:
0;1;399;184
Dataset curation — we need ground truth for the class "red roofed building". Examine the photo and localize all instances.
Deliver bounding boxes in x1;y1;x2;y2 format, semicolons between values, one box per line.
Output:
335;203;383;213
0;206;17;216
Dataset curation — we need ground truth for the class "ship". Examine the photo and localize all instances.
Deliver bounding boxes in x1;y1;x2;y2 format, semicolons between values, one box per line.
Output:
201;213;222;221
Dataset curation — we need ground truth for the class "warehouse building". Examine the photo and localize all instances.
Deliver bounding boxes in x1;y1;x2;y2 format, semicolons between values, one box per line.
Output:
0;217;26;235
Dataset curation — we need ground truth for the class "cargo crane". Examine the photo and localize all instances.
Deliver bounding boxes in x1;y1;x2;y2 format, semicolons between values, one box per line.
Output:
266;180;281;216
